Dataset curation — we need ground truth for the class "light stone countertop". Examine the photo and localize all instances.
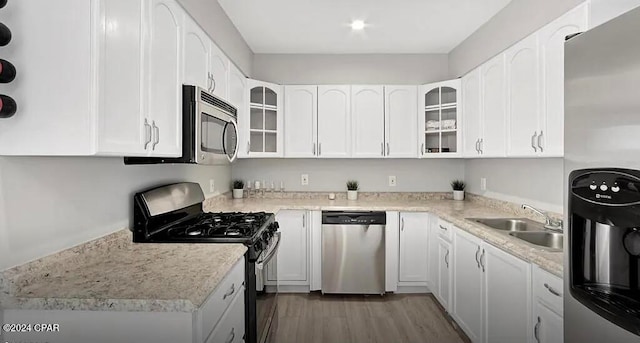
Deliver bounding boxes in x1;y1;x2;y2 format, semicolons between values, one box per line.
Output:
0;192;562;314
0;230;247;313
205;193;563;278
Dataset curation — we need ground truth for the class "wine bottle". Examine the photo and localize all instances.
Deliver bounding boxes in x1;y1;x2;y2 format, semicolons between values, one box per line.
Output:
0;0;7;9
0;95;17;118
0;59;16;83
0;23;11;46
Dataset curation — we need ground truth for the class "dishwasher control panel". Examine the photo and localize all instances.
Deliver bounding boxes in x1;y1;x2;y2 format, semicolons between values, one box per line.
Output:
322;211;387;225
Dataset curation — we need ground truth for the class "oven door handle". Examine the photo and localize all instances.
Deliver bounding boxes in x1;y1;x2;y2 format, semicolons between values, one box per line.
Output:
223;120;239;163
257;232;281;266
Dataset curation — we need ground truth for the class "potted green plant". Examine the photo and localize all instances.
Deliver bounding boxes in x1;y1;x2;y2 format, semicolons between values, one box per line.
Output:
232;180;244;199
451;179;466;201
346;180;359;200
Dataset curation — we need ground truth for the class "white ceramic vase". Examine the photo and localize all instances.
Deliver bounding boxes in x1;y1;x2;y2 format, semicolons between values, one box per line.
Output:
453;190;465;201
347;190;358;200
233;189;244;199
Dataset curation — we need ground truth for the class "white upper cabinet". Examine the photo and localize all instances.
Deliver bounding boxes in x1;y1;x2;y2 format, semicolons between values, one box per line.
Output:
419;80;462;158
0;0;159;156
538;3;589;157
385;86;418;158
462;68;482;157
144;0;183;157
480;54;507;157
506;33;541;157
351;86;385;158
398;212;429;283
243;79;283;157
317;86;351;158
182;17;209;90
208;41;230;100
452;229;483;343
284;86;318;158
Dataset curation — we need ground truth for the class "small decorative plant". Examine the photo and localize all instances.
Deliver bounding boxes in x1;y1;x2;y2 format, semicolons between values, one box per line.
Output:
451;180;466;191
451;179;466;201
233;180;244;190
347;180;359;200
232;180;245;199
347;180;359;191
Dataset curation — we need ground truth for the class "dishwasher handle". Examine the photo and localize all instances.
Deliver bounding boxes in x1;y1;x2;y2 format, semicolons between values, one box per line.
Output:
322;211;386;225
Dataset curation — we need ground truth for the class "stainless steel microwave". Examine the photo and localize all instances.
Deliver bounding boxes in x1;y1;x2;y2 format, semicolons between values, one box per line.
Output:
125;85;238;165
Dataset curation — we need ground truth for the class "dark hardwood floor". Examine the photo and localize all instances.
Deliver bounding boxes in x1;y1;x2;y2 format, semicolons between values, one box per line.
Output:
268;293;470;343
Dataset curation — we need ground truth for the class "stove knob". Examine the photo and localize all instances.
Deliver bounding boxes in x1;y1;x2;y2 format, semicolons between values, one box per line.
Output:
254;240;263;251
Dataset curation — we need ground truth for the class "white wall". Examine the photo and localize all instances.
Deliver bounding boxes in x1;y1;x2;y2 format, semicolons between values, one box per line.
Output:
448;0;584;77
178;0;254;76
232;159;465;193
252;54;449;84
0;158;230;270
464;158;563;213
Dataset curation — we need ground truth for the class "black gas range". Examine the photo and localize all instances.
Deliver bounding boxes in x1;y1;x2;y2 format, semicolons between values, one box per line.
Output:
132;182;280;343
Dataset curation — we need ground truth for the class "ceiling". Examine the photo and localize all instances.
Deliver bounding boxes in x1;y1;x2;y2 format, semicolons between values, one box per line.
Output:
217;0;512;54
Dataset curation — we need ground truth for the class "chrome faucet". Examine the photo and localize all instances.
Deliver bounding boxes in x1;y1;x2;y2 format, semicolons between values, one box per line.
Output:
522;204;563;232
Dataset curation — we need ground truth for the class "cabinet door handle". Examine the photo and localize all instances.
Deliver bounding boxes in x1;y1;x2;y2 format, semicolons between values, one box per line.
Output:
537;131;544;152
211;76;216;93
439;225;448;231
386;142;390;156
480;249;486;272
318;143;322;156
475;246;481;269
421;143;424;155
302;213;306;228
381;142;384;156
313;143;316;155
475;139;479;153
144;118;152;150
544;283;561;297
531;132;538;152
479;138;483;154
152;121;159;150
401;218;405;231
445;250;450;268
225;327;235;343
247;141;250;154
223;283;236;300
534;316;541;343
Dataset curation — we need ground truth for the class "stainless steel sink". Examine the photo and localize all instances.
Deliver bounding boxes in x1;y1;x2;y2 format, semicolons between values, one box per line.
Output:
468;218;545;232
508;231;564;251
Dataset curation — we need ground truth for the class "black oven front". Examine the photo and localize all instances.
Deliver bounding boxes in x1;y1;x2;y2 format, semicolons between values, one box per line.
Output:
246;232;280;343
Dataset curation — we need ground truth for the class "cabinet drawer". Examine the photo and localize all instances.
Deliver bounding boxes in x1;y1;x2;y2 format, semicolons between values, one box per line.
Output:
437;218;453;242
201;257;245;341
206;287;246;343
533;265;563;315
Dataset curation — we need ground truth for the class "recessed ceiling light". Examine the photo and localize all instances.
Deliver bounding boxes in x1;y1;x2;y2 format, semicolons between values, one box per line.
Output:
350;20;366;31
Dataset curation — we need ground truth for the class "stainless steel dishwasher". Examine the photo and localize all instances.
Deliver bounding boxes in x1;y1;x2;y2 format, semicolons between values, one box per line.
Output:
322;211;386;294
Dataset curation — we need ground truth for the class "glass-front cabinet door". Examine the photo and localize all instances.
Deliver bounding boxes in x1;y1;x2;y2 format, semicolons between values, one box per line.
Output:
239;79;283;158
418;79;462;158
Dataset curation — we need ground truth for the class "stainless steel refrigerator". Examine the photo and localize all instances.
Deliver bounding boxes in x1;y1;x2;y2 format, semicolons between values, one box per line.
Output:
565;6;640;343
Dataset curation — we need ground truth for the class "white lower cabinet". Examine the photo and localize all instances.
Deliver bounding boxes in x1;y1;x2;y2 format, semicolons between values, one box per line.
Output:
436;237;453;311
398;212;430;284
532;266;563;343
452;228;483;342
483;243;532;343
429;222;540;343
534;302;563;343
2;258;246;343
267;210;309;286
